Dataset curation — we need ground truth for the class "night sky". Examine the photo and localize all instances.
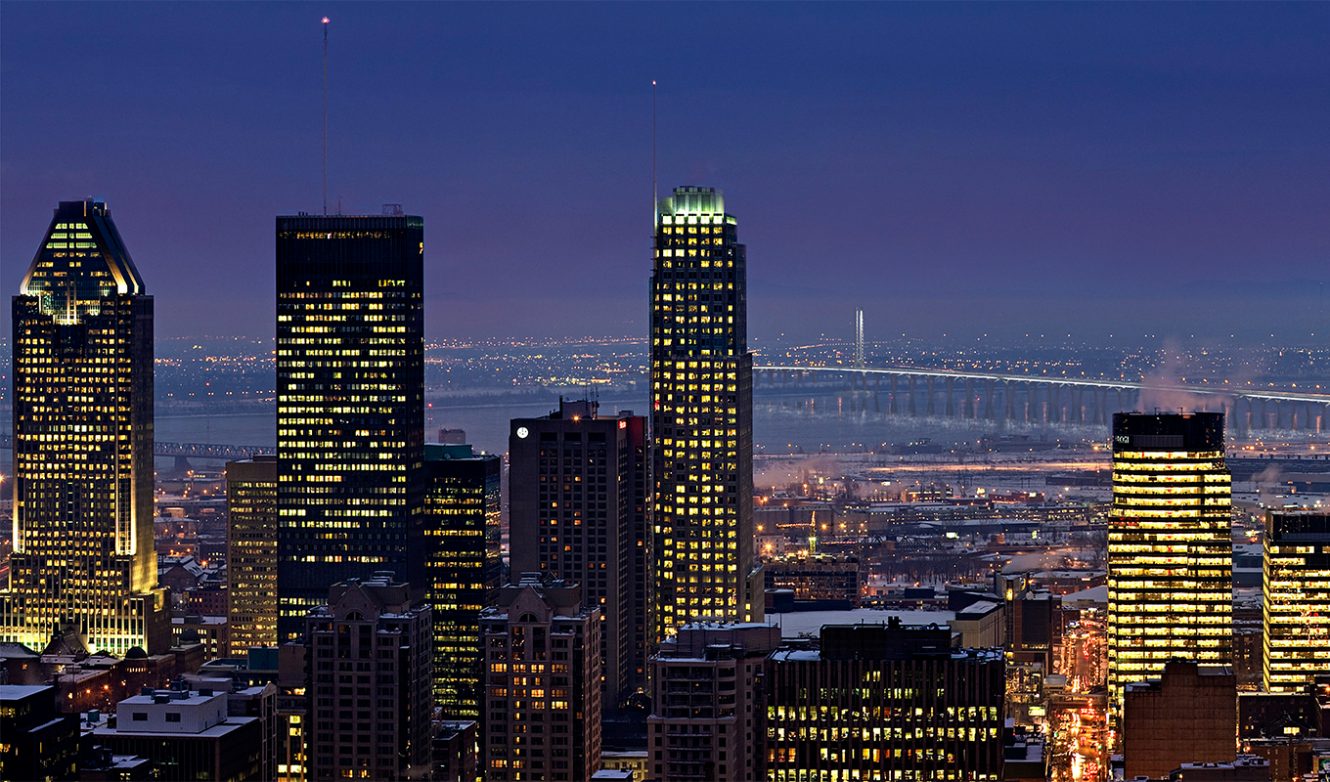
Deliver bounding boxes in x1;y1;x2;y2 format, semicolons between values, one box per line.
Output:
3;2;1327;345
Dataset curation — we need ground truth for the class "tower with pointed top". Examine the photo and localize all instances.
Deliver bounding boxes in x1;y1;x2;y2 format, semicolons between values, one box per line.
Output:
1;200;168;655
650;186;762;641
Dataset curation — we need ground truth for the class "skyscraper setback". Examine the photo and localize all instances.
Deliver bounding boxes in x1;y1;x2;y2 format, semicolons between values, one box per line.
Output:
274;212;426;640
1;200;168;656
650;186;762;640
1107;412;1233;717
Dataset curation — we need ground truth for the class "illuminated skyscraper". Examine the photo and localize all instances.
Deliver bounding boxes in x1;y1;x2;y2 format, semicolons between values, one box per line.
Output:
1262;510;1330;693
650;186;762;640
275;212;425;640
1;199;168;656
226;456;279;651
509;399;649;705
422;442;500;718
480;574;601;782
1108;412;1233;717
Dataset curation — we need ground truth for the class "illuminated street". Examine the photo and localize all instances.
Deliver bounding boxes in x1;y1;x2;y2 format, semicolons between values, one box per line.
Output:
1050;607;1109;781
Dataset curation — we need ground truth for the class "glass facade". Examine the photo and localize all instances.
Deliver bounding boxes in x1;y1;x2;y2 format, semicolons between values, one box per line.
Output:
1;200;168;656
226;456;279;651
1107;412;1233;718
650;186;761;640
1262;511;1330;693
275;214;426;640
422;443;501;718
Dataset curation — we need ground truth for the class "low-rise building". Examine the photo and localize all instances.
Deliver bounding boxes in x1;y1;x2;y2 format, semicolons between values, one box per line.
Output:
91;687;264;781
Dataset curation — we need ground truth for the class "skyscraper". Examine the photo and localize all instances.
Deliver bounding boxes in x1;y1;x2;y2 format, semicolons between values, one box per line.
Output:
481;574;602;782
509;399;649;705
303;574;433;781
227;456;279;651
275;212;425;640
650;186;762;640
423;442;501;718
648;622;780;782
1;199;168;656
1108;412;1233;717
1262;510;1330;694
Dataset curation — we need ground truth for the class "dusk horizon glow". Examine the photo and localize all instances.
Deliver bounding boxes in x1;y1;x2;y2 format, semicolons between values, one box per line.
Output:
3;3;1327;344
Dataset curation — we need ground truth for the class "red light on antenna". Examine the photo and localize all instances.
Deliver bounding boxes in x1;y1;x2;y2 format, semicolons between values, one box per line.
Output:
322;16;330;24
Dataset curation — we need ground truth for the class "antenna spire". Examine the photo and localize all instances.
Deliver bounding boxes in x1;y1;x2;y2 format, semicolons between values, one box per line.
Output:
651;79;658;231
322;16;330;216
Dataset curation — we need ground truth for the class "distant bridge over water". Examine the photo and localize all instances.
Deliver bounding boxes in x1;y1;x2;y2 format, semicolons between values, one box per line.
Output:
754;364;1330;433
0;434;273;462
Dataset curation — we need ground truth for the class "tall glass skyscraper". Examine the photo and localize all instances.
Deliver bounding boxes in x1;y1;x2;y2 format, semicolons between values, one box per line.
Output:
1;200;168;655
275;213;425;639
422;442;501;718
1262;510;1330;693
1108;412;1232;717
226;455;279;651
650;186;762;640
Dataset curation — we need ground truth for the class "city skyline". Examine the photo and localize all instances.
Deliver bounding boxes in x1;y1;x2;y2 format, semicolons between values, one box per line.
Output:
1;5;1328;781
3;3;1328;344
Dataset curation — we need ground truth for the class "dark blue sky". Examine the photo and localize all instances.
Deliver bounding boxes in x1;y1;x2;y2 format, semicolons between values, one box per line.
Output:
3;2;1327;344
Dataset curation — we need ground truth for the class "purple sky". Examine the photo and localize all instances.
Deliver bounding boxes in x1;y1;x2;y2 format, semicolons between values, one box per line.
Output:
3;2;1327;345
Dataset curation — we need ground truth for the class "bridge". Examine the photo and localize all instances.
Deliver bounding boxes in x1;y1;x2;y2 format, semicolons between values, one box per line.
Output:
0;434;273;462
754;364;1330;433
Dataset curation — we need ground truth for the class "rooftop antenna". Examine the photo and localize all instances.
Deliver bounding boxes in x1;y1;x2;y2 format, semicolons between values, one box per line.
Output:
651;79;658;231
322;16;330;216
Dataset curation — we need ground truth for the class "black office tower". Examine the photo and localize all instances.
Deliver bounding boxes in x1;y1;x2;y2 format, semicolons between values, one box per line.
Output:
275;213;425;639
422;442;501;719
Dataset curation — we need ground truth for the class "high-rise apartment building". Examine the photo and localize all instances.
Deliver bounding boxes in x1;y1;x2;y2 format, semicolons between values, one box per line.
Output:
509;399;649;705
227;456;279;651
1262;510;1330;693
304;574;433;781
275;212;425;639
423;442;501;718
650;186;762;640
481;574;601;782
1108;412;1233;716
765;621;1005;780
1;200;168;656
647;622;780;782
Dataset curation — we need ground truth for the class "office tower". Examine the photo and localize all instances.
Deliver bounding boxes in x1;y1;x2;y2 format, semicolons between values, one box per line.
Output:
765;621;1005;781
1;199;168;656
1108;412;1233;716
275;212;425;640
0;685;79;781
91;686;267;781
647;622;780;782
650;186;762;639
509;399;649;705
481;574;601;782
1263;511;1330;693
423;442;501;718
304;574;433;781
227;456;279;651
1122;660;1238;778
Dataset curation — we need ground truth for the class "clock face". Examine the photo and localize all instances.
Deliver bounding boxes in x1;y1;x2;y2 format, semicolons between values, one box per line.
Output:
516;426;529;439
